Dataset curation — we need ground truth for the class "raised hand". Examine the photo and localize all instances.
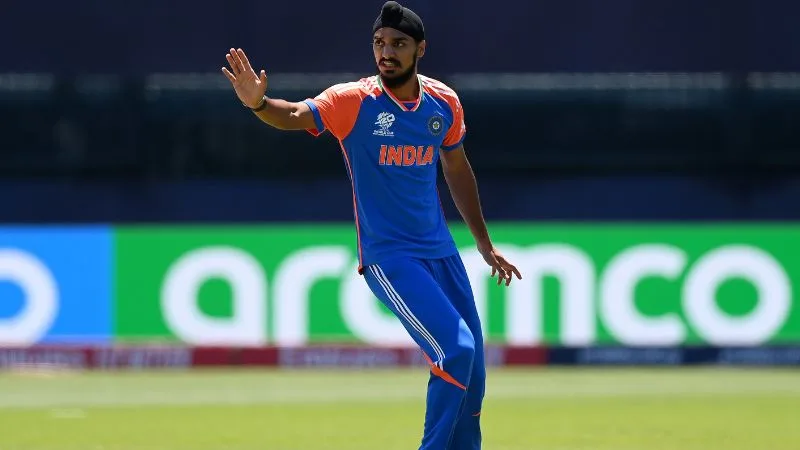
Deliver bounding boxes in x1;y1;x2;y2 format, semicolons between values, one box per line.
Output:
221;48;268;109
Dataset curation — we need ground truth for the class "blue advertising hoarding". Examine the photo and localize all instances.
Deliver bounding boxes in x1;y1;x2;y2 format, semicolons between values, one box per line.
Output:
0;227;112;344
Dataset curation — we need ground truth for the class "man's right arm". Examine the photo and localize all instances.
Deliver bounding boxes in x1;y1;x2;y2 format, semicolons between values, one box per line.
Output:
222;48;319;133
247;96;316;131
222;48;363;139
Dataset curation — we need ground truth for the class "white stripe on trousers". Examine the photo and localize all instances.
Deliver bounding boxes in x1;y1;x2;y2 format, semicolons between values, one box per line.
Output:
370;265;446;369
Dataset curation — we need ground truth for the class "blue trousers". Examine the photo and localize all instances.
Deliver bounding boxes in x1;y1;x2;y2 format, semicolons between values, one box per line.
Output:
364;254;485;450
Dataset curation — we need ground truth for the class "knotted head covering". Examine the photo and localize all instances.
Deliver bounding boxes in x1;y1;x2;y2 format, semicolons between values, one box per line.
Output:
372;1;425;42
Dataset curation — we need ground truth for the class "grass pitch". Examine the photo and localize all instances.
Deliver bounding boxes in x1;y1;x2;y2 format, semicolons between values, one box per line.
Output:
0;367;798;450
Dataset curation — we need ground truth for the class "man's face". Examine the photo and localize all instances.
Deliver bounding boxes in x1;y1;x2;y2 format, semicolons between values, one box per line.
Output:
373;27;425;88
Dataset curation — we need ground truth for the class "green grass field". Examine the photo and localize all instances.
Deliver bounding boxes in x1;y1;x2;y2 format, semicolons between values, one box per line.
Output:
0;367;798;450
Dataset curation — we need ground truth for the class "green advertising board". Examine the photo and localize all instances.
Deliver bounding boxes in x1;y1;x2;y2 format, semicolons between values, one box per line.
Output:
113;224;800;346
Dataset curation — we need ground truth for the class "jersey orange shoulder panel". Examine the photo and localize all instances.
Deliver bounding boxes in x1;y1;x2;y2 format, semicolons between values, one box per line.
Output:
306;77;381;141
420;75;466;148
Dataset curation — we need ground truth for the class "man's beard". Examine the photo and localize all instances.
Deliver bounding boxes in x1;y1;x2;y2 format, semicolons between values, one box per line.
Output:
379;53;418;89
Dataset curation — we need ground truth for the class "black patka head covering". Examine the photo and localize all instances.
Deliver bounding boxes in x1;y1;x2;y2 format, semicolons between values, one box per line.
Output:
373;1;425;42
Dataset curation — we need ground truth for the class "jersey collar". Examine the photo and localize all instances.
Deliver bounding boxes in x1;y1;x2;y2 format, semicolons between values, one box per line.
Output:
376;74;423;112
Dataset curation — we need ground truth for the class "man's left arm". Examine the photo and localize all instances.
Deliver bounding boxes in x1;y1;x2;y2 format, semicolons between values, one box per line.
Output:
440;145;521;285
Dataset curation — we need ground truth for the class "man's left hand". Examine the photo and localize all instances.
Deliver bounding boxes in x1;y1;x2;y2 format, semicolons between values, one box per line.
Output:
478;243;522;286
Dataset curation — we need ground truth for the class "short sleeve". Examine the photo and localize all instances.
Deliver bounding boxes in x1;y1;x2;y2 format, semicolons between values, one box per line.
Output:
441;94;466;151
304;83;365;141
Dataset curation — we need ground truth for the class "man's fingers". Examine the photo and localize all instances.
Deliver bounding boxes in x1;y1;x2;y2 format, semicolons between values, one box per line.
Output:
231;48;247;74
487;255;507;285
492;266;499;284
225;53;240;75
237;48;253;72
501;264;521;286
221;67;236;83
235;52;247;74
486;252;521;287
495;265;506;285
259;70;267;85
499;258;521;279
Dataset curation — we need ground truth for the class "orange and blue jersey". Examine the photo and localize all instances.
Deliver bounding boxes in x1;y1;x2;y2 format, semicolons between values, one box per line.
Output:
304;74;466;274
305;74;485;450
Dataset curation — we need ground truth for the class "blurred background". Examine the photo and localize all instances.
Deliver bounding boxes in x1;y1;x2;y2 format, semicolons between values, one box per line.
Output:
2;0;800;220
1;0;799;363
1;2;799;449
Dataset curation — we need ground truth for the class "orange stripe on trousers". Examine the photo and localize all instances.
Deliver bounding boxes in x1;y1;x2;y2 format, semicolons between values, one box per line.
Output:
422;353;466;390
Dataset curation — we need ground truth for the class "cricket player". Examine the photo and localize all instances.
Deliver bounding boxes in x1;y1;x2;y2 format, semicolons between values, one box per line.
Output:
222;2;521;448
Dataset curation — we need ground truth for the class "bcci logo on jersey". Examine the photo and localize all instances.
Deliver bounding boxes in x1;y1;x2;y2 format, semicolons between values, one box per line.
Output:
428;115;444;136
373;112;395;137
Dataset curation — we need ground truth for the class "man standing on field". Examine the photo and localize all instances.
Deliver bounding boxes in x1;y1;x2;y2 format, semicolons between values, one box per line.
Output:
221;2;521;448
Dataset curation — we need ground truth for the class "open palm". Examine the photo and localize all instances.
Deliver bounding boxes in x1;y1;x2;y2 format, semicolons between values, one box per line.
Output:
221;48;267;109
